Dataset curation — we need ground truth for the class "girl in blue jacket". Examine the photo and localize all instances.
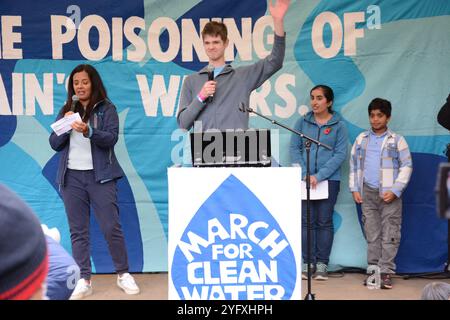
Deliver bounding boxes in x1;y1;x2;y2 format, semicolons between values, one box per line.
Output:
49;64;139;299
290;85;348;280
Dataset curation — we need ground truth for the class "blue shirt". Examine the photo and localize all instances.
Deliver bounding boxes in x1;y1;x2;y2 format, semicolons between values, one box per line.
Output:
214;66;225;78
363;129;388;188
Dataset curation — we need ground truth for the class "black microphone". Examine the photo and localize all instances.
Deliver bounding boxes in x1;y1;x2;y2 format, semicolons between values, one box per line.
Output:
238;102;252;113
207;64;214;82
70;95;79;112
206;64;214;103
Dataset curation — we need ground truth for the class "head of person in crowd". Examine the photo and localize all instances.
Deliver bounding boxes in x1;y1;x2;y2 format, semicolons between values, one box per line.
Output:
421;282;450;300
310;84;334;115
0;184;48;300
368;97;391;134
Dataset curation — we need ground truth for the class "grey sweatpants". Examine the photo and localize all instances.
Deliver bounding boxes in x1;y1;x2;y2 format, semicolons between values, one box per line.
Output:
361;183;402;274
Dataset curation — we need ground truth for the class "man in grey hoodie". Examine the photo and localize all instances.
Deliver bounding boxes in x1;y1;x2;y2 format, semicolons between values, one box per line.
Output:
177;0;290;131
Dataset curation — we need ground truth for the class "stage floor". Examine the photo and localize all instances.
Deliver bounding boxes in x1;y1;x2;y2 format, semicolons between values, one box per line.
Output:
83;272;450;300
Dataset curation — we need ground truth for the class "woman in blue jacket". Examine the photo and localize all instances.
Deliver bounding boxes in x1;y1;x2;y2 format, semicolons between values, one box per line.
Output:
290;85;348;280
49;64;139;299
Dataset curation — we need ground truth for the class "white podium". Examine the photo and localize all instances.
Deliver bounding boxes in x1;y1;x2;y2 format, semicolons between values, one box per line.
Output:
168;167;302;300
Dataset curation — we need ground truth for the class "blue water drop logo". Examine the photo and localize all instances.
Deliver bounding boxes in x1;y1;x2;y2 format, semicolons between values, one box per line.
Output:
171;174;297;300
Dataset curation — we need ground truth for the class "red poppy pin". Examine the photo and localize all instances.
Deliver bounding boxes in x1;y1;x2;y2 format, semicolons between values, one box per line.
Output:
324;127;332;135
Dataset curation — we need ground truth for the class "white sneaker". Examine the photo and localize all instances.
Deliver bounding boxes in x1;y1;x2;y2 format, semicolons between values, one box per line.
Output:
70;279;92;300
117;273;140;295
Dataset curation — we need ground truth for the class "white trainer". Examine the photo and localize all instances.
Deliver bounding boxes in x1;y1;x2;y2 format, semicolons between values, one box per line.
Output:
117;273;140;295
70;279;92;300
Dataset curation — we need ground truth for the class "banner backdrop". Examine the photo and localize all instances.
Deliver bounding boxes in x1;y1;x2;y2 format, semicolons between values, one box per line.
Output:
1;0;449;273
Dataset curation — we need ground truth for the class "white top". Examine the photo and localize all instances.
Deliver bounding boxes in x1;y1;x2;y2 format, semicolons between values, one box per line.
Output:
67;130;93;170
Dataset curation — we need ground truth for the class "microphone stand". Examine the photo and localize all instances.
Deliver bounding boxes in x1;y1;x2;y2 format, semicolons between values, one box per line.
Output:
446;151;450;274
239;104;331;300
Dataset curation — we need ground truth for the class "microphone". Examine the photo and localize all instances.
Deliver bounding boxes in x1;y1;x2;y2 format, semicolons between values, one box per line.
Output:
70;95;79;112
206;64;214;103
207;64;214;82
238;102;252;113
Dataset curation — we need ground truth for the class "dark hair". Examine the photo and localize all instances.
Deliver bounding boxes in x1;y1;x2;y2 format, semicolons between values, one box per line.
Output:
310;85;334;111
63;64;108;122
201;21;228;42
368;98;391;117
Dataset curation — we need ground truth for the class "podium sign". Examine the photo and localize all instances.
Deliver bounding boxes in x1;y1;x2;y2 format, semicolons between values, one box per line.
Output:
168;167;302;300
190;129;271;167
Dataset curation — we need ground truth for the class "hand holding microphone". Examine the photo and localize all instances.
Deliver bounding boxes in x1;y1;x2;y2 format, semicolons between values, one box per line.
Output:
66;95;88;134
64;95;79;117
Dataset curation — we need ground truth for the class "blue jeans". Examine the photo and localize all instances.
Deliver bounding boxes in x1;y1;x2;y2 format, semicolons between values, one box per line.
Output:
302;180;340;265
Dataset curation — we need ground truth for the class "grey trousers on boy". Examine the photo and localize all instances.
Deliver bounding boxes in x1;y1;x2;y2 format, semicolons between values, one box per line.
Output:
362;183;402;274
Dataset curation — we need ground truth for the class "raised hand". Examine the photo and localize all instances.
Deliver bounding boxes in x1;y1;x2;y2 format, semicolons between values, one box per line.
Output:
268;0;290;21
268;0;290;36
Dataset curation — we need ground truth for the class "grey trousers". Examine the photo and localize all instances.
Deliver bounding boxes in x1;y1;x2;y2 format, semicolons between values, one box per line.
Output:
361;184;402;274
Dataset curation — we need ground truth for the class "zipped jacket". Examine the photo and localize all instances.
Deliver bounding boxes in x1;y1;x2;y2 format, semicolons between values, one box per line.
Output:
49;99;124;188
289;111;348;182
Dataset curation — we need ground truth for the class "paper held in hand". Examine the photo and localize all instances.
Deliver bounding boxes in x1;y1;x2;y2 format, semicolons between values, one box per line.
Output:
301;180;329;200
50;113;82;136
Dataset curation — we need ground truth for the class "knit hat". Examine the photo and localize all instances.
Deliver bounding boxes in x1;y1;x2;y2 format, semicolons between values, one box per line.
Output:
0;184;48;300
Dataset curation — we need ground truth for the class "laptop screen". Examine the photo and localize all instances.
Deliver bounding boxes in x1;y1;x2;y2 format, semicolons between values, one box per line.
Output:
190;129;271;167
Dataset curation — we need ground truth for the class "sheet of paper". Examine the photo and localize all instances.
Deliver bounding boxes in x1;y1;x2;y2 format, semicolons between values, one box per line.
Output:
301;180;329;200
50;113;81;136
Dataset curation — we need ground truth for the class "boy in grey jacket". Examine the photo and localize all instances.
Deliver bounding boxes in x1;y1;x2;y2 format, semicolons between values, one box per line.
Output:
177;0;290;131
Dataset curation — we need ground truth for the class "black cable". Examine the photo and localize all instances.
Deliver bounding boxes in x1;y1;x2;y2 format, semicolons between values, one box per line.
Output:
327;267;450;280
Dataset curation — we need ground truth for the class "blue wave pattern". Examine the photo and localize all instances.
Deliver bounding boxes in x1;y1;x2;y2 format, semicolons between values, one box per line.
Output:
0;0;145;272
294;0;450;272
0;0;449;274
167;0;266;71
171;175;297;300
